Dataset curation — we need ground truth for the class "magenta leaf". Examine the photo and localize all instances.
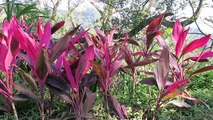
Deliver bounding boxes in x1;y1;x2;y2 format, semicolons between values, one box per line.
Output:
175;28;189;57
189;51;213;61
13;26;39;64
37;18;43;38
169;100;191;108
75;45;94;84
63;57;77;92
181;34;211;56
164;79;188;96
51;21;65;34
172;20;183;42
40;21;51;49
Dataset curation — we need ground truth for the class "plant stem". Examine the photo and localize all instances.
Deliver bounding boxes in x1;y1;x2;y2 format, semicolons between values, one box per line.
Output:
11;101;19;120
40;84;45;120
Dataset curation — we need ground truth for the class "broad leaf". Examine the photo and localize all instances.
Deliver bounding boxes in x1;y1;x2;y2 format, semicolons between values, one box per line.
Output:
13;83;36;101
90;61;106;80
82;89;96;116
146;13;165;50
169;100;191;108
50;25;80;63
189;51;213;61
172;20;183;42
35;48;50;81
140;77;157;86
175;29;189;56
130;59;158;67
75;45;94;84
155;46;169;90
40;21;51;49
18;69;37;91
63;57;77;92
181;35;211;56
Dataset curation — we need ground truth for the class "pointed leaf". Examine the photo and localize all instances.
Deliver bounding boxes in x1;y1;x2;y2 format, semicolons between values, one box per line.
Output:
75;45;94;84
175;29;189;56
51;21;65;34
18;69;37;91
40;21;51;49
190;66;213;77
63;57;77;92
13;83;36;101
181;35;211;56
189;51;213;61
35;48;50;81
37;18;43;38
155;46;170;90
130;59;158;67
169;100;191;108
107;94;126;119
172;20;183;42
140;77;157;86
50;25;80;63
46;74;69;92
82;89;96;116
146;13;165;50
90;61;106;80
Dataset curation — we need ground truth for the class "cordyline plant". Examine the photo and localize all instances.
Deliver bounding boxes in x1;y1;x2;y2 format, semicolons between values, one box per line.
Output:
84;29;128;119
0;13;212;120
138;13;213;119
0;16;20;120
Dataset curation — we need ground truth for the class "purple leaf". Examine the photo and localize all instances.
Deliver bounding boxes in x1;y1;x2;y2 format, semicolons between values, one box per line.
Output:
18;69;37;91
75;45;94;84
155;46;169;90
130;59;158;67
169;100;191;108
63;57;77;92
50;25;80;63
82;89;96;116
51;21;65;34
35;48;50;82
13;83;37;101
190;66;213;77
181;35;211;57
140;77;157;86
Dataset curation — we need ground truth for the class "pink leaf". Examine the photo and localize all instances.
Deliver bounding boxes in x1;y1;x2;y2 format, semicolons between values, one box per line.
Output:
75;45;94;84
163;79;188;96
172;20;183;42
13;27;38;64
63;57;77;92
37;18;43;38
189;51;213;61
40;21;51;49
175;28;189;56
181;35;211;56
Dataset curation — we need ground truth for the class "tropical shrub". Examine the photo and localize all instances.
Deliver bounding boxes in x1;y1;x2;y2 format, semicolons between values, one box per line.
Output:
0;13;212;120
